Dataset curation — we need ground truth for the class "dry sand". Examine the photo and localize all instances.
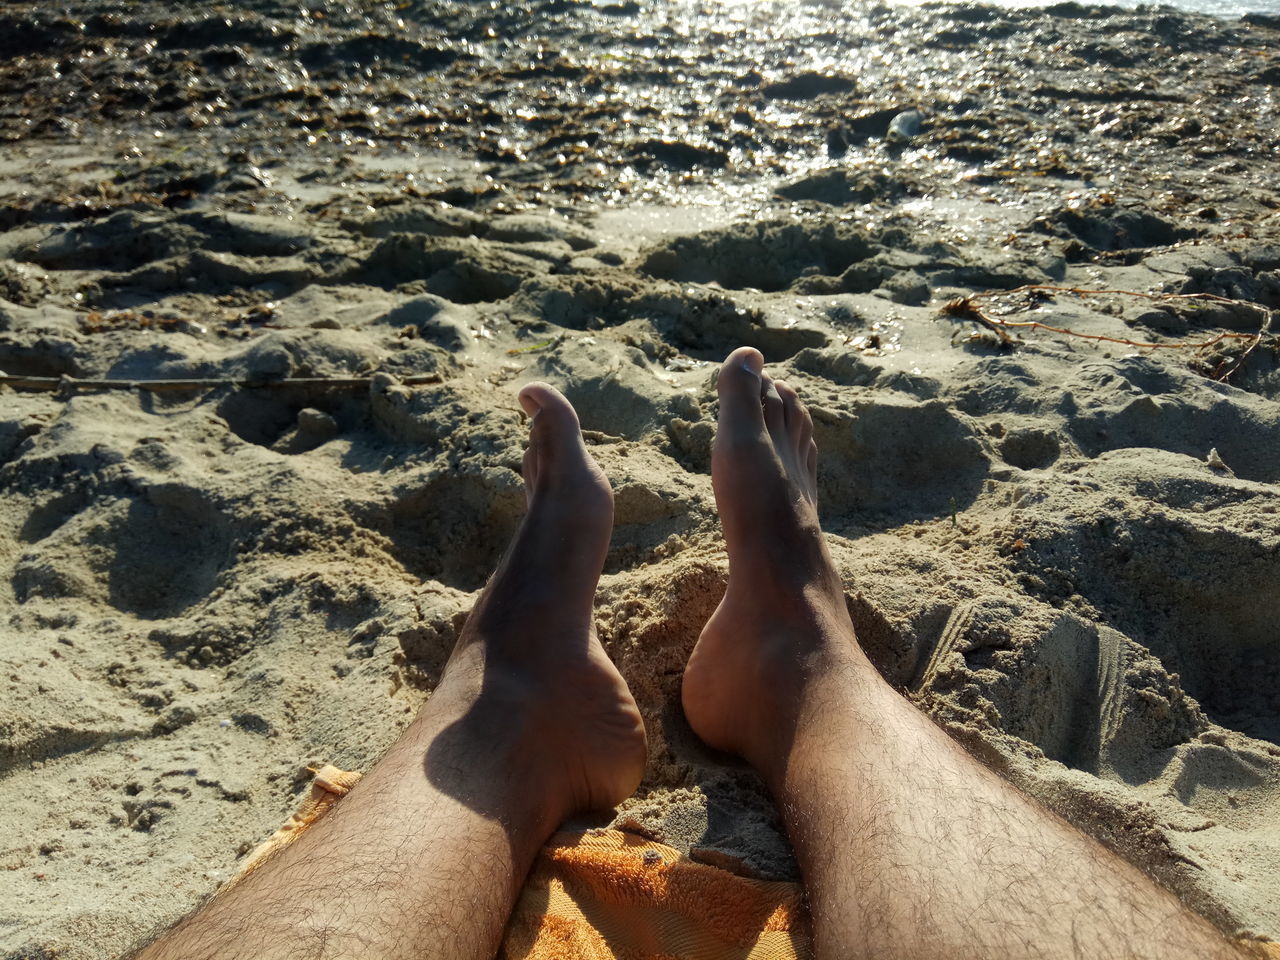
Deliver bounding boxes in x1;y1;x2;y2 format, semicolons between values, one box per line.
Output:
3;1;1280;957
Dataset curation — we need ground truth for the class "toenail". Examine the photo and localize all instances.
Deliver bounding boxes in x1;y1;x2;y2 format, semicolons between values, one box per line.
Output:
736;349;764;377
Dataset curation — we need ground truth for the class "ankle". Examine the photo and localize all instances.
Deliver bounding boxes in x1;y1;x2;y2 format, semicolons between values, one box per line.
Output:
742;629;872;763
412;669;587;826
426;629;645;819
685;591;872;774
750;650;887;789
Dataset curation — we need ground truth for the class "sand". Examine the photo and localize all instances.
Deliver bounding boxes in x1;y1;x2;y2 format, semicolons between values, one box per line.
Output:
3;0;1280;956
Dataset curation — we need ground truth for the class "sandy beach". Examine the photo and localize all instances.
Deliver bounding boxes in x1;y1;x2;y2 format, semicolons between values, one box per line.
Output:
2;0;1280;955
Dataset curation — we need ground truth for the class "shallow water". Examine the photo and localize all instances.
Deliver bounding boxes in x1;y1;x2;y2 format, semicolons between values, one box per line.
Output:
955;0;1280;18
812;0;1279;19
682;0;1280;21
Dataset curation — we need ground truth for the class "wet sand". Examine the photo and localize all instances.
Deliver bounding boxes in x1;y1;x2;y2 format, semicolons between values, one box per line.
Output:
2;1;1280;956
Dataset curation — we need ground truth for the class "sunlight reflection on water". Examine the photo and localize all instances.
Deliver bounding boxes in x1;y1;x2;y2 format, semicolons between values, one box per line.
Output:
672;0;1280;20
904;0;1280;16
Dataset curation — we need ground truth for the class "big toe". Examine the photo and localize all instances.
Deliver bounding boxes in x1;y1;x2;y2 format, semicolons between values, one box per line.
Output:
519;381;585;459
517;380;612;514
716;347;768;440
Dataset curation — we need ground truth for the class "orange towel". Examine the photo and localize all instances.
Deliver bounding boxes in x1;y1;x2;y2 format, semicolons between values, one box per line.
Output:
233;766;1280;960
501;829;810;960
232;764;363;883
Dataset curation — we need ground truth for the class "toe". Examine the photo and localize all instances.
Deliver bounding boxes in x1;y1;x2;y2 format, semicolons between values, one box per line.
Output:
717;347;768;439
516;381;612;524
775;379;813;457
774;380;799;424
761;375;786;448
518;381;584;461
774;380;804;449
522;443;538;499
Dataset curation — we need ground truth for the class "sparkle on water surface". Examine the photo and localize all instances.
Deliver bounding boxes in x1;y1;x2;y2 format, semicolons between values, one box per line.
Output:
660;0;1280;19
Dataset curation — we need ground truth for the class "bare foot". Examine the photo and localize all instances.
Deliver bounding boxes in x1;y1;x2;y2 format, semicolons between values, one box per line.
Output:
682;348;866;777
437;382;645;820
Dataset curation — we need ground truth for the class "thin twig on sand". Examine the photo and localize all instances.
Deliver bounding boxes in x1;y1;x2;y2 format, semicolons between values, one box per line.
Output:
0;374;444;394
941;284;1276;382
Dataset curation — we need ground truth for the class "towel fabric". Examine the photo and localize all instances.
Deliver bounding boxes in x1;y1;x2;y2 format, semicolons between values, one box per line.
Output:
230;766;1280;960
500;829;810;960
233;764;363;883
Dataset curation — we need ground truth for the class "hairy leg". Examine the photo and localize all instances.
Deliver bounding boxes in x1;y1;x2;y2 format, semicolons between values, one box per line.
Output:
683;347;1246;960
136;383;645;960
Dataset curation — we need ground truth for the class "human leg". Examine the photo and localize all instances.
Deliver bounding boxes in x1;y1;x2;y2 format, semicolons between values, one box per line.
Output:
682;347;1246;960
135;383;645;960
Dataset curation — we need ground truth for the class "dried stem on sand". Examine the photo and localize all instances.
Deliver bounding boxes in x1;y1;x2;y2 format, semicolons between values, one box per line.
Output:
942;284;1276;382
0;374;444;394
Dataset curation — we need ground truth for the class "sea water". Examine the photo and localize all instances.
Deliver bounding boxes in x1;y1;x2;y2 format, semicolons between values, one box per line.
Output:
892;0;1280;18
